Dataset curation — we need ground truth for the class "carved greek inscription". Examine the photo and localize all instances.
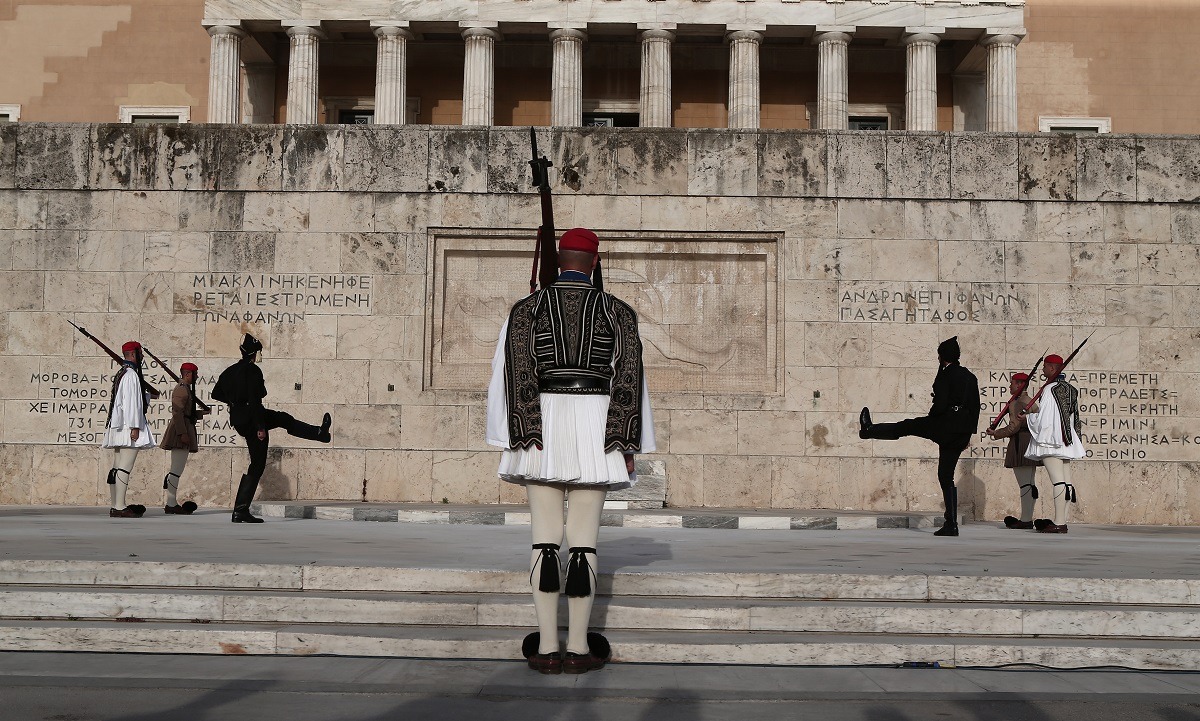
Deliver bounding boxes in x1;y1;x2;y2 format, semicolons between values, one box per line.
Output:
839;282;1031;324
23;362;242;447
971;370;1191;461
190;273;373;322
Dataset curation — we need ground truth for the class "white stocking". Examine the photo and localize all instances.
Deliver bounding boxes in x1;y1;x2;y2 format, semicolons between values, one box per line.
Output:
527;483;566;655
1042;457;1075;526
1014;465;1037;522
110;448;139;509
165;449;189;506
564;487;606;655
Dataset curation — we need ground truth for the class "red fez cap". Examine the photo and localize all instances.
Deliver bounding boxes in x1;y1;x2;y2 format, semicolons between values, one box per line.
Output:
1045;354;1064;365
559;227;599;255
122;341;141;353
180;362;198;374
1013;372;1029;381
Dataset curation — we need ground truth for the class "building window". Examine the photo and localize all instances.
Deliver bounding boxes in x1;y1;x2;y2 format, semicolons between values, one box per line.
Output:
119;105;190;124
584;112;638;128
1039;116;1111;134
0;104;21;122
849;116;889;131
325;97;420;124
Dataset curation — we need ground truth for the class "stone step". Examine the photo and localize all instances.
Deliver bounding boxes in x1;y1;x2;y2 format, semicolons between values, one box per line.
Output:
2;560;1196;606
2;620;1198;671
1;587;1196;639
249;502;969;531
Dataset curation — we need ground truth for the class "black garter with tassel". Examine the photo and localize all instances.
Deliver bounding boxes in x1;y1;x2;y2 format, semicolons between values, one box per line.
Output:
565;546;596;598
531;543;561;593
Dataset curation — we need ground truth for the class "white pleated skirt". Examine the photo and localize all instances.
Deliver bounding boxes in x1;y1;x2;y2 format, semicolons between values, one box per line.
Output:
498;393;634;490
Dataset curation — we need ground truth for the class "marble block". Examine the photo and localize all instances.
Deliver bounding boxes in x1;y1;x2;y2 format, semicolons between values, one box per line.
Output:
486;127;550;194
688;131;758;197
615;130;687;196
950;134;1018;201
210;231;276;272
1018;134;1077;202
217;125;284;192
152;125;220;191
342;126;429;193
178;191;244;231
427;128;488;194
758;131;827;198
0;123;15;189
1137;136;1200;203
16;124;91;190
282;126;345;192
885;133;950;200
552;127;618;195
364;449;433;502
701;454;773;509
90;124;154;190
828;132;885;199
1077;135;1136;202
431;450;500;504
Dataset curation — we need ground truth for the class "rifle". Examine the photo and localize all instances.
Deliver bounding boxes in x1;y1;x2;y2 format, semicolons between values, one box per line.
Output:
1020;330;1096;417
141;345;212;414
66;319;159;397
529;127;557;293
986;350;1046;432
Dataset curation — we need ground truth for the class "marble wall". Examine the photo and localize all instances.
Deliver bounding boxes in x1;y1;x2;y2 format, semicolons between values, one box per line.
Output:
1;123;1198;524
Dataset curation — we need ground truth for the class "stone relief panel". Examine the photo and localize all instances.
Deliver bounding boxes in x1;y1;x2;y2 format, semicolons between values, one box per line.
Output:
428;229;781;397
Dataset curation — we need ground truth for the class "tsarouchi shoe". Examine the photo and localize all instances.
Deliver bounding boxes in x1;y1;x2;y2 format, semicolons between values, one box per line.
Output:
1033;518;1053;531
1004;516;1034;530
1038;522;1068;534
527;652;562;675
562;652;606;674
165;502;198;515
109;506;144;518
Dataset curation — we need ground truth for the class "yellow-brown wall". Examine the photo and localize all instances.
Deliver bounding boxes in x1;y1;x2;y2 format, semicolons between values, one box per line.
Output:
0;0;211;122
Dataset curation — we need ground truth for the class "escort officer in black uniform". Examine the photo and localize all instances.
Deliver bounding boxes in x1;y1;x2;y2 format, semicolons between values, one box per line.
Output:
211;334;333;523
858;336;980;537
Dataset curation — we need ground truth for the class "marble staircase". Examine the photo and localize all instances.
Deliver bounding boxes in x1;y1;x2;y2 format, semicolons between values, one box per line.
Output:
0;560;1196;670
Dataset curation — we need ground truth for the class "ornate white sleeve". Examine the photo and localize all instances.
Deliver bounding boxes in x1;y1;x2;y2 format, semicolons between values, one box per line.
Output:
484;320;510;448
637;375;656;453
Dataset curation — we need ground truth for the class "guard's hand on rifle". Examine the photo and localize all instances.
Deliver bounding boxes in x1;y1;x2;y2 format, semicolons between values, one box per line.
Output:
625;454;635;475
1026;400;1039;413
130;428;140;442
985;428;998;439
257;429;267;441
148;388;161;400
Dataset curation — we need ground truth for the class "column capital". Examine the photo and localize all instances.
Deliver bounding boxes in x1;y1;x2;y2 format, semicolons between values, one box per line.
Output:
285;24;325;40
726;29;764;44
981;31;1024;47
461;25;501;41
902;32;941;47
373;25;414;40
639;28;676;42
206;24;247;39
813;28;854;45
550;27;587;43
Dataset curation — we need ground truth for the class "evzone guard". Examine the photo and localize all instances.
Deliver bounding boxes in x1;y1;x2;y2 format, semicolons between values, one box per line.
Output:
486;228;656;674
211;334;333;524
102;341;160;518
157;361;209;515
858;336;981;537
986;372;1044;530
1022;354;1085;534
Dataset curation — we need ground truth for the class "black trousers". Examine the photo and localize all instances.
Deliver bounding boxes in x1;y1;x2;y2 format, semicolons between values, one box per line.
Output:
232;408;324;509
863;416;972;524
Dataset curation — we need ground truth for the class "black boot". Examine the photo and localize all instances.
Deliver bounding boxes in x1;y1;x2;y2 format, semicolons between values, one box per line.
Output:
231;474;263;523
934;485;959;537
231;505;264;523
858;407;874;439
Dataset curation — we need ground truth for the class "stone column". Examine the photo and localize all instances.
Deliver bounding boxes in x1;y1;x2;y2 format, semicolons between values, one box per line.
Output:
285;24;324;124
983;33;1021;132
374;25;413;125
207;25;246;123
639;28;675;128
727;30;763;130
903;32;940;131
814;30;852;130
462;26;499;126
550;28;586;127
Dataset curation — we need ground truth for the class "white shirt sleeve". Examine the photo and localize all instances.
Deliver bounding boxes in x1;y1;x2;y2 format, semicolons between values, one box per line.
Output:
638;374;656;453
485;320;511;448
